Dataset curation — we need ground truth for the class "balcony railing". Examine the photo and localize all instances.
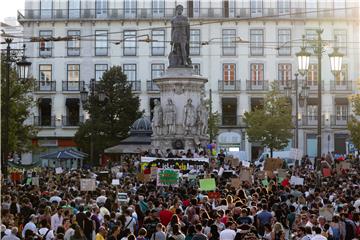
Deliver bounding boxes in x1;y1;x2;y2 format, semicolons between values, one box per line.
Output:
330;115;350;127
147;80;160;92
17;7;358;22
34;81;56;92
273;80;296;90
303;80;325;91
218;80;241;92
220;115;247;127
330;81;353;91
34;116;56;127
128;80;141;92
300;115;325;126
246;80;269;91
62;81;85;91
62;115;84;127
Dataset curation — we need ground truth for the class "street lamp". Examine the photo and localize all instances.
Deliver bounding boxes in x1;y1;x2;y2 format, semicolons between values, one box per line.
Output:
296;30;343;168
2;38;31;178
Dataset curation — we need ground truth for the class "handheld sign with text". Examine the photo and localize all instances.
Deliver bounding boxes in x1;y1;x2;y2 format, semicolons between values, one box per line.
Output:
199;178;216;191
111;179;120;185
32;177;39;186
231;178;241;187
80;178;96;191
290;176;304;185
322;168;331;177
55;167;63;174
157;169;179;187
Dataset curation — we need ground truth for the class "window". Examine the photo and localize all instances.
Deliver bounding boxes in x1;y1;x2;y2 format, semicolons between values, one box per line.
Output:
305;29;317;41
123;30;137;56
278;29;291;56
123;64;137;81
152;0;164;17
334;30;347;55
250;29;264;56
278;64;292;83
95;30;108;56
193;64;200;75
95;64;108;81
39;30;52;57
222;29;236;56
151;64;165;79
223;64;236;83
187;0;200;18
307;104;318;119
250;63;264;82
250;0;263;17
68;0;80;18
335;64;348;83
40;0;52;19
336;104;348;120
67;64;80;81
190;29;200;56
95;0;107;18
39;64;52;82
67;30;80;56
307;64;318;85
151;29;165;56
124;0;137;18
334;0;346;17
277;0;290;15
306;0;317;17
223;0;236;18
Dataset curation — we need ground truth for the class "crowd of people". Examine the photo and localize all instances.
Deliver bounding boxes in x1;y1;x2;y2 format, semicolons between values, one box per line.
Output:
1;149;360;240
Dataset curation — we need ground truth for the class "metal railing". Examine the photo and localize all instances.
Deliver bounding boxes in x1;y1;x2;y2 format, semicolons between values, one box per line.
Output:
17;7;358;21
273;80;296;90
303;80;325;91
246;80;269;91
330;115;350;127
330;81;353;91
34;81;56;92
62;115;84;127
300;115;325;126
146;80;160;92
33;116;56;127
220;115;247;127
128;80;141;92
218;80;241;92
62;81;85;91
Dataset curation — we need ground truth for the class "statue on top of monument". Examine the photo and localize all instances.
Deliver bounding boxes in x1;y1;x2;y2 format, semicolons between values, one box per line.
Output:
152;99;163;136
183;98;196;135
164;98;176;135
196;97;209;136
169;4;192;67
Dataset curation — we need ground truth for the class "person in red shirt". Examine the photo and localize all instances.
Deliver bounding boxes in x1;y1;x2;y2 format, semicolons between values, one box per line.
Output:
159;203;173;226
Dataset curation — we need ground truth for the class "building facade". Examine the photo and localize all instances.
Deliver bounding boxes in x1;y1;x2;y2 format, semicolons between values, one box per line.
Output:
18;0;360;163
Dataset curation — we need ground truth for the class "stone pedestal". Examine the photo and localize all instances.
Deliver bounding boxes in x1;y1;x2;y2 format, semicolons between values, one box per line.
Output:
151;67;209;151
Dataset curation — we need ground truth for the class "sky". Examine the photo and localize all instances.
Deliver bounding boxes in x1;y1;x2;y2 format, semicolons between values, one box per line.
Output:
0;0;24;23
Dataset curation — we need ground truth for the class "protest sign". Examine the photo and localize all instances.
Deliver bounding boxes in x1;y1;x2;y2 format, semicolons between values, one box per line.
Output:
80;178;96;191
208;192;221;199
319;207;334;221
26;178;32;185
277;169;288;178
256;171;265;179
137;173;151;183
32;177;39;186
290;148;303;161
290;176;304;185
231;178;241;187
157;169;179;187
199;178;216;191
218;167;224;177
264;158;283;171
242;161;251;168
150;167;158;179
55;167;63;174
322;168;331;177
261;179;269;186
111;179;120;185
239;169;252;183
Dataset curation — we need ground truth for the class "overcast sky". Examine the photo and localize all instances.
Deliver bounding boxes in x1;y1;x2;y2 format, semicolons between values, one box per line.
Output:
0;0;24;23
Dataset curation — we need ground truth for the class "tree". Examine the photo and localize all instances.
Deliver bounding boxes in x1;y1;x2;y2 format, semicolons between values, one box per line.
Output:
208;111;220;142
243;84;293;157
74;66;141;165
1;55;37;164
348;94;360;150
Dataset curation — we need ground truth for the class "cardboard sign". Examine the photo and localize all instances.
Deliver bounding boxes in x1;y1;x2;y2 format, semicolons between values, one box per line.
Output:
157;169;179;186
319;207;334;221
277;169;288;178
256;171;265;179
80;178;96;191
239;169;252;183
290;148;303;161
32;177;39;186
264;158;283;171
208;192;221;199
242;161;251;168
150;167;158;179
218;167;224;177
322;168;331;177
231;178;241;187
199;178;216;191
111;179;120;185
290;176;304;185
137;173;150;183
55;167;63;174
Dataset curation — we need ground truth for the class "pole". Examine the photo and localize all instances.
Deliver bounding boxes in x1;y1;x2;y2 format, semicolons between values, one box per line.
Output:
90;79;95;166
209;89;213;143
295;73;299;149
316;29;323;169
2;38;12;179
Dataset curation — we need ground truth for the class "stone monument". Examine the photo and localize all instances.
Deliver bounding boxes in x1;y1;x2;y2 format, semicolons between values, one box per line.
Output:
151;4;209;150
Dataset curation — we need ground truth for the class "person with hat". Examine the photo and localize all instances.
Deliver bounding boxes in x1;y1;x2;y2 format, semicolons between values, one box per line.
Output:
22;214;38;238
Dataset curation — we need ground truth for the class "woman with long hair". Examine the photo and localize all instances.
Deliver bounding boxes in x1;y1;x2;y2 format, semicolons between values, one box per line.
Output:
271;222;285;240
169;224;185;240
151;223;166;240
208;224;219;240
70;225;86;240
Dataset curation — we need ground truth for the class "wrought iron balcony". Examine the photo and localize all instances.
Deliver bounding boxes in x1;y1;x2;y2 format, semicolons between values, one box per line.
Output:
218;80;241;92
33;116;56;127
330;115;350;127
34;81;56;92
330;81;353;92
300;115;325;127
146;80;160;92
273;80;296;91
62;81;85;91
246;80;269;91
303;80;325;91
128;80;141;92
62;115;84;127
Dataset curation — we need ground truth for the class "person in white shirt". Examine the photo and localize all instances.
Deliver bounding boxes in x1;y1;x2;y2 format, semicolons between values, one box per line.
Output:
22;215;38;238
2;227;20;240
311;227;327;240
38;219;55;240
51;207;64;231
123;209;137;234
219;221;236;240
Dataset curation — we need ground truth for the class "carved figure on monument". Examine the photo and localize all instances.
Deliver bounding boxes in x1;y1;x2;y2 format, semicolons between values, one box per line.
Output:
169;4;191;67
183;98;196;135
152;99;163;136
197;97;209;136
164;98;176;135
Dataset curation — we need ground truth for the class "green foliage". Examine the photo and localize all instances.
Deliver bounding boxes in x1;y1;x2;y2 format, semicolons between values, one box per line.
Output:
244;84;293;156
208;111;220;141
74;66;141;165
1;58;37;156
348;94;360;149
